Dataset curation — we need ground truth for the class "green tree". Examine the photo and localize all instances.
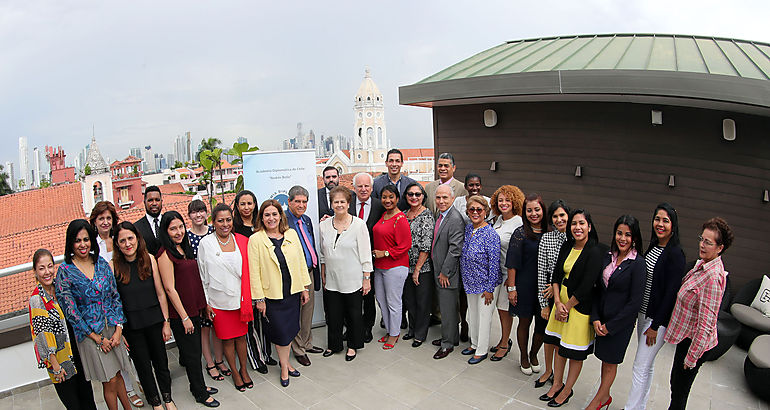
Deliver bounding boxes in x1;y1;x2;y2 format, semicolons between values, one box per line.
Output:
199;147;224;211
226;141;259;193
132;165;139;176
0;165;12;195
39;178;51;189
84;164;92;176
17;178;25;190
172;161;183;169
196;137;222;162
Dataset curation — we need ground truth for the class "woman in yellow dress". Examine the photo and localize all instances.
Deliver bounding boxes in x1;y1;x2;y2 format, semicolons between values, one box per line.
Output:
540;209;607;407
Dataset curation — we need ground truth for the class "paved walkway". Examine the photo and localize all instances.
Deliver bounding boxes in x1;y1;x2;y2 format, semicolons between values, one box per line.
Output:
2;317;767;409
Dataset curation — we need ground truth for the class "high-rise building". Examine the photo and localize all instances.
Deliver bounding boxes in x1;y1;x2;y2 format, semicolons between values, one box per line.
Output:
144;146;155;172
18;137;29;190
185;132;192;164
32;147;42;187
4;161;15;191
237;136;248;145
174;135;187;164
129;147;142;160
167;153;176;168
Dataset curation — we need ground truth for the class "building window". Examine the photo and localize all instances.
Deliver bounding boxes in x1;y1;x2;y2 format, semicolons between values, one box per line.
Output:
377;127;383;147
93;181;103;203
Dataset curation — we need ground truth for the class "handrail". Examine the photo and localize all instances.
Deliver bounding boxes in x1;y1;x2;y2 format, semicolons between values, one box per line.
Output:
0;255;66;280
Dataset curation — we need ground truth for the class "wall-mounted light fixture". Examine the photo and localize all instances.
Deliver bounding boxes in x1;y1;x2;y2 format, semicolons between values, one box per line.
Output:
651;110;663;125
723;119;736;141
490;161;498;172
668;175;676;187
483;109;497;128
763;189;769;203
574;166;582;177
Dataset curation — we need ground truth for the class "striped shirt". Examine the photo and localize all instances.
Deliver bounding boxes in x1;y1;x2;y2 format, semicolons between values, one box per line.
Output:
640;246;664;315
537;230;567;309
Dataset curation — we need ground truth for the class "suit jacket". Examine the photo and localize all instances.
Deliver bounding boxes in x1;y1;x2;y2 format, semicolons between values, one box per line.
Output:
247;229;311;300
430;207;465;289
317;187;333;219
591;253;645;335
372;173;416;211
285;209;321;291
134;214;162;256
424;177;468;214
645;244;686;330
552;241;609;316
348;197;385;249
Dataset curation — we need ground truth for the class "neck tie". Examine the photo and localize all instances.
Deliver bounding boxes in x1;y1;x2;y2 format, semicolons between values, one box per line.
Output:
297;219;317;267
153;217;159;239
359;202;365;219
432;213;443;249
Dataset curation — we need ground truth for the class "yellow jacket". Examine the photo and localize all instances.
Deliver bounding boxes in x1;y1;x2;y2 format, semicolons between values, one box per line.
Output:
248;229;311;300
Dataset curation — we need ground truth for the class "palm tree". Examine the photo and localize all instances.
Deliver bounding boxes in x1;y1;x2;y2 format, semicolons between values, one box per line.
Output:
196;137;222;162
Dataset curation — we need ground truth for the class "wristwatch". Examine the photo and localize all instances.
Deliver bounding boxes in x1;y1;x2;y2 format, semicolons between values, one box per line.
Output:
384;250;390;257
507;286;517;292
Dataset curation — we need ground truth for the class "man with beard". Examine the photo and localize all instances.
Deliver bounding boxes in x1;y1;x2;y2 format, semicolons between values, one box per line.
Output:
318;166;341;221
134;185;163;256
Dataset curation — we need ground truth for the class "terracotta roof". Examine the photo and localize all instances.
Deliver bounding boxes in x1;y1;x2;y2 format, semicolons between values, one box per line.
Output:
0;183;85;237
158;183;185;195
401;148;434;159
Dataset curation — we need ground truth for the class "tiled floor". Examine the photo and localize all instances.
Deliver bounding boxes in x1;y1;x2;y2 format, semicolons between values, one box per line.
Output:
2;316;767;409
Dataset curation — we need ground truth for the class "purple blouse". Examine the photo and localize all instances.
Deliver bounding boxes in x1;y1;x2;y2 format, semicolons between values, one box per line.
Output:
460;224;501;294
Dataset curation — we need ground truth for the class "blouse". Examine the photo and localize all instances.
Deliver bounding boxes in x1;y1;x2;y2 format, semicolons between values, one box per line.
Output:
115;260;163;330
407;209;434;274
29;285;77;383
537;230;567;309
197;234;243;310
493;215;523;275
96;236;113;262
641;246;664;315
664;256;727;368
188;225;214;258
372;212;412;270
459;224;501;294
319;217;373;294
55;258;126;343
158;247;207;319
602;249;637;286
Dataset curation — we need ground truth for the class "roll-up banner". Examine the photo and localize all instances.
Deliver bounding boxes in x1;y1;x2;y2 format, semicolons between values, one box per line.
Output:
242;149;325;326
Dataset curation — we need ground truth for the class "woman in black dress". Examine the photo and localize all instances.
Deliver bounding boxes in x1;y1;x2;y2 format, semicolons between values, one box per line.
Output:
111;222;176;410
587;215;645;410
506;194;550;375
247;200;312;387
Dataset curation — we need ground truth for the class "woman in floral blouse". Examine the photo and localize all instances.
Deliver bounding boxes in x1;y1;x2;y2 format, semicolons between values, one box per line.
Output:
402;182;435;348
459;195;501;364
29;248;97;410
56;219;133;410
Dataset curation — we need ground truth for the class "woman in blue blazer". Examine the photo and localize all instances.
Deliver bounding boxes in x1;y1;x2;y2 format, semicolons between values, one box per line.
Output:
587;215;645;410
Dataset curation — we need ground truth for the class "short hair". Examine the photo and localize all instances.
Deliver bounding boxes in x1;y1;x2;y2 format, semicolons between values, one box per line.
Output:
380;184;400;200
702;217;734;255
648;203;681;251
547;199;570;224
522;194;550;240
438;152;455;166
464;173;481;186
112;221;153;284
611;215;644;256
288;185;309;201
32;248;53;269
466;195;490;216
566;209;599;247
158;211;194;260
89;201;119;236
436;183;455;197
212;203;233;220
386;149;403;161
144;185;161;198
256;199;289;234
322;166;339;177
490;185;525;217
353;172;373;186
403;182;427;206
187;199;207;215
329;185;352;204
233;190;258;228
64;219;100;264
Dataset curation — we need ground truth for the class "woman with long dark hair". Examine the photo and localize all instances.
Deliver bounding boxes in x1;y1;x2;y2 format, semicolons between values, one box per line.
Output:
624;203;685;410
156;211;220;407
56;220;133;410
506;194;550;374
112;222;176;410
587;215;645;410
540;209;606;407
233;190;258;238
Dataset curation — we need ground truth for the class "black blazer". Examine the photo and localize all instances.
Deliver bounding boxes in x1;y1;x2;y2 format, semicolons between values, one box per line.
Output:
591;253;645;335
552;241;608;316
348;197;385;248
134;214;162;257
317;187;333;219
645;244;686;331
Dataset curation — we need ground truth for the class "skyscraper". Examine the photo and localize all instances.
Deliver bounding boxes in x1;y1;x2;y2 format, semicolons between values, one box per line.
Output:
185;132;192;164
18;137;29;190
144;146;155;172
4;161;15;191
32;147;42;187
237;136;248;145
174;135;187;163
129;147;142;160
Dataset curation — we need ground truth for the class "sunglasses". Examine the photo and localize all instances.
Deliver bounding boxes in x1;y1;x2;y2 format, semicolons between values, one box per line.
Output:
468;207;485;214
406;192;423;197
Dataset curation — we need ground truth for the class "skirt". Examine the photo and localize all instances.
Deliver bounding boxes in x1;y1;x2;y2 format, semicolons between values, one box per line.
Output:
594;324;635;364
212;308;248;340
543;285;594;361
265;293;301;346
77;325;132;382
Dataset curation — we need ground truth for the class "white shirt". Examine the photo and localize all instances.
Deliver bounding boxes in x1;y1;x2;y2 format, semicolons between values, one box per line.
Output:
197;234;243;310
493;215;523;274
145;214;161;238
319;217;373;293
354;197;372;222
97;236;113;262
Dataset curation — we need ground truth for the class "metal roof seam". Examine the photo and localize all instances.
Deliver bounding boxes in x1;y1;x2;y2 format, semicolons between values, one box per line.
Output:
517;36;580;73
418;42;511;83
692;38;711;75
747;41;770;79
614;34;637;69
553;34;598;70
712;37;742;76
733;41;770;80
673;35;680;71
645;35;656;70
467;38;548;78
584;34;617;69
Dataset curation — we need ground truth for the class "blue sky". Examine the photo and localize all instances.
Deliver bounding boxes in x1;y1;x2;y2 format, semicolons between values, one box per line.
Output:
2;0;769;169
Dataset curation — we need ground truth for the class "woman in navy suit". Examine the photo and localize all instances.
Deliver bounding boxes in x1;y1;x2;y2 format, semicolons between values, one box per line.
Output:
587;215;645;409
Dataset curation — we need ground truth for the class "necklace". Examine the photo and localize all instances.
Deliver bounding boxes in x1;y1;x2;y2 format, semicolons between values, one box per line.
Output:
216;234;232;246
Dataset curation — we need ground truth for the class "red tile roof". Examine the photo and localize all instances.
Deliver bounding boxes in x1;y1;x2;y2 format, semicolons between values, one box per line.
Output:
401;148;434;159
0;183;85;237
158;182;185;195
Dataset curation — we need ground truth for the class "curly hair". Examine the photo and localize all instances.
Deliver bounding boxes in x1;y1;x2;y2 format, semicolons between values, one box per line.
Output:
702;217;734;255
490;185;525;217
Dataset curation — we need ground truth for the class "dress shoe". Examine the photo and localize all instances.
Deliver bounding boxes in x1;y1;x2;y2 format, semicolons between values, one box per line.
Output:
539;385;564;402
490;339;512;354
322;349;335;357
295;355;311;367
411;340;423;348
288;369;300;377
345;351;356;361
256;364;268;374
432;338;442;347
196;397;220;407
433;347;453;360
461;347;476;356
307;346;324;354
534;373;553;388
547;389;573;407
459;323;469;343
280;377;289;387
402;334;414;340
266;357;278;366
364;329;373;343
468;354;488;365
520;365;533;375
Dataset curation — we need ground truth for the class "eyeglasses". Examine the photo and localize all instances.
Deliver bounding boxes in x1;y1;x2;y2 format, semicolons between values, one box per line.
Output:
468;207;485;214
697;235;717;247
406;192;423;197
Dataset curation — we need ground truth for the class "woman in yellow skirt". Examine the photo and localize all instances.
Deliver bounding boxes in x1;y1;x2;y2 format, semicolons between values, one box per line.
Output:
540;209;607;407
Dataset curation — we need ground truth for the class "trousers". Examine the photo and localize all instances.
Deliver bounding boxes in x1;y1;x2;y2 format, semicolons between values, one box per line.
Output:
466;292;496;355
669;338;708;410
402;270;433;341
124;322;172;406
624;313;668;410
374;267;409;337
292;272;316;356
437;286;460;349
169;316;209;402
325;289;364;351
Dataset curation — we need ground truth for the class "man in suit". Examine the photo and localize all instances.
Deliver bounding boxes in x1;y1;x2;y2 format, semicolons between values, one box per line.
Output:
134;185;163;256
424;153;468;214
348;172;384;343
372;148;415;211
430;184;465;359
317;166;340;221
285;185;324;366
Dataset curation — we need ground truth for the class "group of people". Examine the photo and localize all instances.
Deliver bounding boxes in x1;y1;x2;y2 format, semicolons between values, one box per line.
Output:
29;149;734;410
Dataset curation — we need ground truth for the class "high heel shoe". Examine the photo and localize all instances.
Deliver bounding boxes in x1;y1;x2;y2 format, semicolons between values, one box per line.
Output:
214;361;231;376
539;385;564;401
534;373;553;388
490;339;512;362
547;389;573;407
596;396;612;409
490;338;512;354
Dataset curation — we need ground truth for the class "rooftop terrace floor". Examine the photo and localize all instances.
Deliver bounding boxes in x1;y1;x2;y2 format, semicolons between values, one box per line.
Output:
2;315;766;410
